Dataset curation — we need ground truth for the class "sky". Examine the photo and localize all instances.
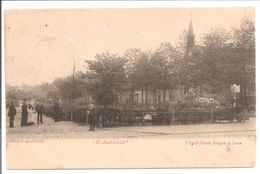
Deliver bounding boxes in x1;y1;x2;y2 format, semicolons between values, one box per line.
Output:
5;8;254;86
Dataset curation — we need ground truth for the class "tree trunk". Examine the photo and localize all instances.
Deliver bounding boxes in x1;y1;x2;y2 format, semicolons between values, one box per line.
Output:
141;89;144;105
131;89;135;105
154;90;157;104
163;89;166;103
200;85;203;97
194;84;197;97
131;83;135;107
145;85;148;105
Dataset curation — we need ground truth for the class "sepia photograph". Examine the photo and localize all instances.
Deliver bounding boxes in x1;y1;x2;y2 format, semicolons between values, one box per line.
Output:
3;5;256;169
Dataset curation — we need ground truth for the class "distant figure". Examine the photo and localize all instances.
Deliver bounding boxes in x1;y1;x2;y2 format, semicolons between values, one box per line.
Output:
53;99;61;122
8;101;16;128
36;101;44;124
96;108;103;128
21;100;28;127
88;104;97;131
28;104;34;123
97;112;103;128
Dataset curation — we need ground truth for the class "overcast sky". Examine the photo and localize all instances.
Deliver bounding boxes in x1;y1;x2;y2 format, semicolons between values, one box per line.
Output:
5;8;254;86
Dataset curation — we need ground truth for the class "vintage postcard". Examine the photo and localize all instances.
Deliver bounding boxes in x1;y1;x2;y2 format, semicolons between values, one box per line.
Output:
4;7;256;169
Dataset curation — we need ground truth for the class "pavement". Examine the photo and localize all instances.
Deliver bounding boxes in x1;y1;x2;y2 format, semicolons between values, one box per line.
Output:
6;110;256;139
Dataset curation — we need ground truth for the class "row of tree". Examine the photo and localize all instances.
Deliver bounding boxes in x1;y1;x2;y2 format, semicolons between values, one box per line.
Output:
82;16;255;108
6;16;255;110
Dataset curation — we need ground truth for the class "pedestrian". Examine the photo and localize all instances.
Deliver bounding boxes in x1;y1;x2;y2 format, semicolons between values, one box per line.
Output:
88;104;97;131
21;99;28;127
53;98;61;122
28;103;34;123
36;101;44;124
96;107;102;128
8;101;16;128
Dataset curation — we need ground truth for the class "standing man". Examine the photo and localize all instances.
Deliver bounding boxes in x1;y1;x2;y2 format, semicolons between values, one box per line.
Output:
21;99;28;127
36;101;44;124
8;101;16;128
88;104;96;131
53;98;61;122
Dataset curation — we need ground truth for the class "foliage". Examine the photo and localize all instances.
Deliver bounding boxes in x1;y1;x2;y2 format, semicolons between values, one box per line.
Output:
132;51;154;90
7;15;255;114
124;49;154;90
83;52;127;107
6;85;29;101
53;76;87;100
232;15;255;50
151;42;178;89
176;97;219;110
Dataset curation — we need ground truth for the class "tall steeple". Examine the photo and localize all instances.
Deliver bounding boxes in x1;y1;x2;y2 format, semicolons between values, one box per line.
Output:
186;14;195;54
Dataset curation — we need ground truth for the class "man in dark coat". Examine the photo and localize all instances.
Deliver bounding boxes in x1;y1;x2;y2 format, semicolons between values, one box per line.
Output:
8;101;16;128
21;100;28;127
88;104;97;131
53;98;61;122
36;101;44;124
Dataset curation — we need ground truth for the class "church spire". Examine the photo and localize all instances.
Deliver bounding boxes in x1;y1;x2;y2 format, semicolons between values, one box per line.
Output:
186;14;195;54
188;13;194;35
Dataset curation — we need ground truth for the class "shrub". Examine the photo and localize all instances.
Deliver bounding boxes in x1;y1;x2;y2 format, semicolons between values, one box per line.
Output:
176;97;219;110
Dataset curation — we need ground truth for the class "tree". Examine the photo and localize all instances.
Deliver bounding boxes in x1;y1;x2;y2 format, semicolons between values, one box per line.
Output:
181;45;205;95
6;85;29;102
53;75;87;103
177;27;232;95
178;29;188;49
232;15;255;107
201;28;230;87
151;42;179;102
83;52;127;108
123;48;143;105
132;51;154;105
233;15;255;50
194;15;255;98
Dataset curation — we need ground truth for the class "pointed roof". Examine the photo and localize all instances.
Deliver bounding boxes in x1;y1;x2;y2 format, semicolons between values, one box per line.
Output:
187;14;194;37
185;14;195;54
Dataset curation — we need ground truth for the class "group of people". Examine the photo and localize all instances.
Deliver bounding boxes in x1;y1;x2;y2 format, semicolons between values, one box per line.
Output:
7;100;44;128
8;99;98;132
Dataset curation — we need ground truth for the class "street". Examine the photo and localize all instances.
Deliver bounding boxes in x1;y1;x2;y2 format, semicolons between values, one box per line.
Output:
6;111;256;139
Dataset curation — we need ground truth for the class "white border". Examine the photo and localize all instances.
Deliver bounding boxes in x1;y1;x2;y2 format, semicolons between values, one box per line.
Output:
1;1;260;174
2;0;260;9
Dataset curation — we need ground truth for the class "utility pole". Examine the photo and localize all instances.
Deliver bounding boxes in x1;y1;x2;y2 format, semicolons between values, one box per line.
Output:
71;57;75;121
243;53;246;122
240;49;247;123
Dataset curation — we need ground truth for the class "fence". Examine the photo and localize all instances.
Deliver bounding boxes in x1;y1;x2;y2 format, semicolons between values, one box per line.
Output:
43;105;250;127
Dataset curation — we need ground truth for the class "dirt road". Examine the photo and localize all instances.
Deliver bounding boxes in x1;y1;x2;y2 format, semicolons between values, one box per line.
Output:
6;110;255;139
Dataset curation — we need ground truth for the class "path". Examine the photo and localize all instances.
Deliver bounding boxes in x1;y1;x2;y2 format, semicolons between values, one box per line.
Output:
6;109;256;139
